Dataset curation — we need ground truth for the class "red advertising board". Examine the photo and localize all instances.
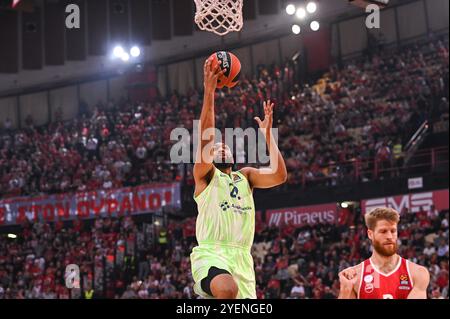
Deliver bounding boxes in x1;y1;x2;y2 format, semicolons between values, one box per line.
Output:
0;183;181;226
361;189;449;214
266;203;338;227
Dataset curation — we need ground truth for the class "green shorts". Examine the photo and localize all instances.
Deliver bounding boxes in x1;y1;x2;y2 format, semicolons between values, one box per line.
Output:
190;242;256;299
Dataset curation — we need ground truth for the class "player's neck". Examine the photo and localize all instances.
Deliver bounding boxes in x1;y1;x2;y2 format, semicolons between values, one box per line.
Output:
218;167;232;175
370;253;400;273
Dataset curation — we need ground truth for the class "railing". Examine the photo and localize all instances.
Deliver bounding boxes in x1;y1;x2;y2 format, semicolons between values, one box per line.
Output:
296;147;449;188
403;121;429;166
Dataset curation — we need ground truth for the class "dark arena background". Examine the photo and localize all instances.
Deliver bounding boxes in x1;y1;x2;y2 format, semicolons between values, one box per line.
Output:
0;0;448;305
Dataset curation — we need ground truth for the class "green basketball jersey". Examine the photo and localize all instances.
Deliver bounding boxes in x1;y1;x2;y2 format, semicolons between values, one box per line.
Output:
194;167;255;249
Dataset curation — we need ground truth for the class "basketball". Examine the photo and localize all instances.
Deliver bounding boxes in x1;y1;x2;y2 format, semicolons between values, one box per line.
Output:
208;51;241;89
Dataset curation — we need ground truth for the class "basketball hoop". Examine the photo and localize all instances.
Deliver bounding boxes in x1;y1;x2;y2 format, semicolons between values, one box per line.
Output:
194;0;243;36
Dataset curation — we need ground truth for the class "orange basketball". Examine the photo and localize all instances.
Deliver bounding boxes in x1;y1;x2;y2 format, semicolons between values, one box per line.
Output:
208;51;241;89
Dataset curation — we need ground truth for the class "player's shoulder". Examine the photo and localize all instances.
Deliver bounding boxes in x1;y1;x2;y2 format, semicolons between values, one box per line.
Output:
354;261;365;273
406;260;430;277
404;259;430;284
237;167;256;182
238;166;255;177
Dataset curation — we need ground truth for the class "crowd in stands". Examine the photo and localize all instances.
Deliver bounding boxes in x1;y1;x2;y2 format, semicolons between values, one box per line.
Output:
0;207;448;299
1;36;449;199
278;37;449;187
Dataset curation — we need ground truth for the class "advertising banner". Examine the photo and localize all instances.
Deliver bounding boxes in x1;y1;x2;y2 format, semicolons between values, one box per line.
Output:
361;189;449;214
266;203;338;227
0;183;181;226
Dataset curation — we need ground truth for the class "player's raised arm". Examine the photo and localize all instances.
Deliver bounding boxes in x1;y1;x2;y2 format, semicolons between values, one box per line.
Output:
240;100;287;189
407;264;430;299
193;59;225;184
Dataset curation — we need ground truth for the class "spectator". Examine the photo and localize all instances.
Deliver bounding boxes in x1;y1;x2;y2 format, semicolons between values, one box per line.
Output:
290;282;305;298
3;118;12;131
431;287;445;299
423;242;436;257
121;285;138;299
437;239;449;260
322;286;336;299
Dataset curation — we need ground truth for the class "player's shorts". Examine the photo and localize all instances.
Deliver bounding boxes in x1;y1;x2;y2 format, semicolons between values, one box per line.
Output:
190;241;256;299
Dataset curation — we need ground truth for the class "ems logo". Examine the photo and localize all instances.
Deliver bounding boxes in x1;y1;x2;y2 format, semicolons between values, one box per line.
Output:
364;275;374;283
365;283;374;294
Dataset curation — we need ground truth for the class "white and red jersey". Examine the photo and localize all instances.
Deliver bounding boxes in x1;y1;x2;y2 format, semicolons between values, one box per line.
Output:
358;257;414;299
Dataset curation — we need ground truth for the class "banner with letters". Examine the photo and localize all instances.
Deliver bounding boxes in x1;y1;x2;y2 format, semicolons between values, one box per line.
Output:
0;183;181;226
266;203;338;227
361;189;449;214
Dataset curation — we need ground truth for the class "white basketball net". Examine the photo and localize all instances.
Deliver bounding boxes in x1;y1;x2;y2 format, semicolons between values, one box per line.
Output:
194;0;243;36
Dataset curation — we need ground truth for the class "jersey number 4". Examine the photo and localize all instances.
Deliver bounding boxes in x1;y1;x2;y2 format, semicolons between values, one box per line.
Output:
230;186;239;198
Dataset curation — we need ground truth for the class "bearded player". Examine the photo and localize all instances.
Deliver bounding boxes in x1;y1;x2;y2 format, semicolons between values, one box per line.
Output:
338;207;430;299
190;58;287;299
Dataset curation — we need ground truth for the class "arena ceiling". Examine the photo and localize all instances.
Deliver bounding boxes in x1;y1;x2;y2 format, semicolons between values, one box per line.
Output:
0;0;410;94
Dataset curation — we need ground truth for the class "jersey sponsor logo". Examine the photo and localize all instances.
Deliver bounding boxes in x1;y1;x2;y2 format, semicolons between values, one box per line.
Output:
219;201;251;214
364;274;374;283
400;280;409;285
220;201;231;211
400;274;410;286
399;286;411;290
220;173;242;182
232;174;242;182
364;283;374;294
230;204;252;214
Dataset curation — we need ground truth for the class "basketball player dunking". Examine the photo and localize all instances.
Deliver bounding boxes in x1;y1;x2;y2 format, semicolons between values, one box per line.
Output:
338;208;430;299
190;58;287;299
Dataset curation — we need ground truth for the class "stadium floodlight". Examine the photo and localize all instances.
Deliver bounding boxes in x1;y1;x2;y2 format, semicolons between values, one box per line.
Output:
12;0;21;8
121;52;130;62
341;202;349;208
306;2;317;14
113;46;124;58
130;46;141;58
292;24;301;35
296;7;307;19
310;20;320;31
7;234;17;239
286;4;296;15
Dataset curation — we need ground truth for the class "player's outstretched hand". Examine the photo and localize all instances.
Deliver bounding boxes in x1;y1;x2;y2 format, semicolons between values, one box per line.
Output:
254;100;274;130
203;58;226;93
